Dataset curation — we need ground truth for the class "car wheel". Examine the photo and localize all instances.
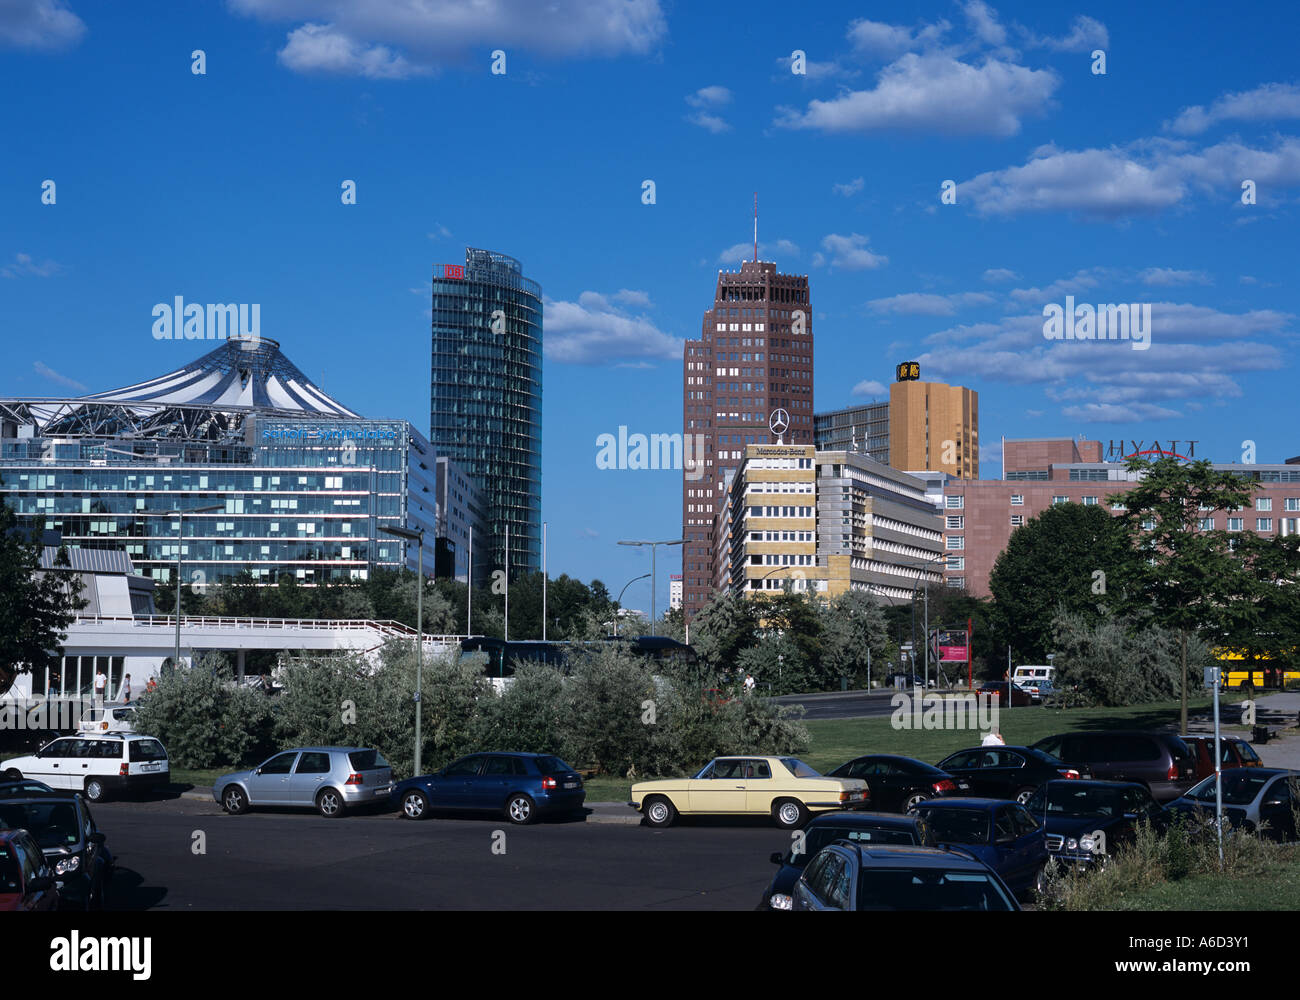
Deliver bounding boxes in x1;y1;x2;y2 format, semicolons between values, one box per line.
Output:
401;789;429;820
506;794;536;825
1032;862;1049;899
316;788;345;818
904;791;928;812
644;796;676;828
84;778;106;802
3;769;20;781
1015;786;1035;805
773;799;808;829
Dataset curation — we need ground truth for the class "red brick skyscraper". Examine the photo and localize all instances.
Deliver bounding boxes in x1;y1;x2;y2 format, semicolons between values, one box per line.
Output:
680;259;813;621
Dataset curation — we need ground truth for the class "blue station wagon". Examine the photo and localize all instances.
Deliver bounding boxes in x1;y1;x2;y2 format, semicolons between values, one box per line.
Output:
392;752;585;825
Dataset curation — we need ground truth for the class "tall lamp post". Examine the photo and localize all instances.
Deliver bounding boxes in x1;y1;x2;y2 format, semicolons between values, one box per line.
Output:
614;573;651;637
909;552;948;690
381;524;426;775
617;539;683;636
144;503;222;676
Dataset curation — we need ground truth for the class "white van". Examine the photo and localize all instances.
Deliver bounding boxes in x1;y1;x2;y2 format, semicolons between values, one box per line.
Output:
1012;665;1054;684
0;733;169;801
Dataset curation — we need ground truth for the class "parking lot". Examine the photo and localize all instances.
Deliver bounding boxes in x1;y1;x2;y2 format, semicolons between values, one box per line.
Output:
92;797;787;910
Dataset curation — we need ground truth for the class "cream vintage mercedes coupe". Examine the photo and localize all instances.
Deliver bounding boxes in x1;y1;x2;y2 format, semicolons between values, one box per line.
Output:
629;755;870;828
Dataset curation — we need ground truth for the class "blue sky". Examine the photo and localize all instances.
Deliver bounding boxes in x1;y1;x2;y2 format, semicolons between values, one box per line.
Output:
3;0;1298;615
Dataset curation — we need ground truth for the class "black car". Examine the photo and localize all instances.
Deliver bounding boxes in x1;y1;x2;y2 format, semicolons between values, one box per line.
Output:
826;754;972;812
937;746;1085;803
1168;768;1299;842
1025;779;1168;868
760;811;932;910
792;842;1020;911
978;681;1032;708
0;790;113;910
1031;731;1196;802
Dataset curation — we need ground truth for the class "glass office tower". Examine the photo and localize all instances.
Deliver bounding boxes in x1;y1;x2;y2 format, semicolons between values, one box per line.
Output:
431;248;542;580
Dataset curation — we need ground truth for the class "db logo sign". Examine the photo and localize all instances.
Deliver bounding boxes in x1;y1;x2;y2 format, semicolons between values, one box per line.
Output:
444;265;465;280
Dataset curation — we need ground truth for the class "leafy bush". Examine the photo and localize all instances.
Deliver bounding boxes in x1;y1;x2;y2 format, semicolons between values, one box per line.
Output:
1050;608;1197;706
472;663;566;754
132;654;277;769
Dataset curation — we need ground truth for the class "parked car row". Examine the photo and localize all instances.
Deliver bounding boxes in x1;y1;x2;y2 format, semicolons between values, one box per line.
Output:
0;779;114;910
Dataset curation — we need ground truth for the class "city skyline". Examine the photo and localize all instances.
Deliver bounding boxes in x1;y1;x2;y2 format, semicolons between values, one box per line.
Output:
4;1;1299;613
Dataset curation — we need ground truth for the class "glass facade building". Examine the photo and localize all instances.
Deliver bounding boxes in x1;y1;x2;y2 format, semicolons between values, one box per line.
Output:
0;338;438;585
431;248;542;580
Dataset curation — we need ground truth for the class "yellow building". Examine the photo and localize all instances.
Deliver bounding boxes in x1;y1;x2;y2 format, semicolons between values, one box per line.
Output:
889;380;979;479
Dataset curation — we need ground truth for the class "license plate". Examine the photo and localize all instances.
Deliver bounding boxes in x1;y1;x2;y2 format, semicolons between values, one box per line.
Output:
141;764;160;772
563;781;578;789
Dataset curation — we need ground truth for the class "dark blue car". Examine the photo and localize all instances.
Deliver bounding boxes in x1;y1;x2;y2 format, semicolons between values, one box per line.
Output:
1024;780;1167;868
392;752;585;825
910;798;1049;898
760;811;932;910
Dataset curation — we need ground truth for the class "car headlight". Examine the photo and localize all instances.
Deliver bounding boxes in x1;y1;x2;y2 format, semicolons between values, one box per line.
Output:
1065;838;1078;851
770;894;793;911
1079;835;1097;853
55;856;81;875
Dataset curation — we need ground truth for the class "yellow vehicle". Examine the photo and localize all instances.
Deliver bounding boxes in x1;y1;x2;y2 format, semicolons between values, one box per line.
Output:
629;755;869;829
1214;648;1300;689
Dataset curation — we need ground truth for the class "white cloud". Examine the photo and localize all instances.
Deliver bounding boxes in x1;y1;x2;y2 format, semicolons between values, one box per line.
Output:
686;85;731;108
0;0;85;50
426;223;453;240
230;0;667;75
1059;402;1182;422
811;233;887;271
1020;15;1108;53
686;111;730;133
612;288;652;307
1;252;64;278
776;53;1057;136
1139;267;1211;287
959;137;1300;217
278;23;426;78
718;239;800;265
33;361;86;393
846;17;949;58
1007;268;1109;304
833;177;865;197
963;1;1006;47
868;291;994;315
544;292;683;365
1166;83;1300;135
851;379;888;397
982;267;1019;283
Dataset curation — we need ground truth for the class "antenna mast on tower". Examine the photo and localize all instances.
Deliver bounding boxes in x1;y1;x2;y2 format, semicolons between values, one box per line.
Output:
753;192;758;262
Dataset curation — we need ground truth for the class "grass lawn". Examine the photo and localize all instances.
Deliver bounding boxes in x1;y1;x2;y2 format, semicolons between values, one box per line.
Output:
1091;848;1300;910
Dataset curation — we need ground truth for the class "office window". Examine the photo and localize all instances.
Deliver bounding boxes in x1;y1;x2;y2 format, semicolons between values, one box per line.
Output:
1257;518;1273;531
1198;518;1214;530
1082;496;1098;505
1010;515;1024;527
1052;496;1068;505
946;536;965;550
946;556;964;571
946;577;965;589
946;515;964;530
1286;498;1300;512
945;495;964;509
1010;495;1024;506
1257;498;1273;512
1111;502;1127;511
1227;518;1243;531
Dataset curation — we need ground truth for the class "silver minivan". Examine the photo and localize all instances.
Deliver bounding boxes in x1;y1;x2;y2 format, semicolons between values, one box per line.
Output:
213;746;393;818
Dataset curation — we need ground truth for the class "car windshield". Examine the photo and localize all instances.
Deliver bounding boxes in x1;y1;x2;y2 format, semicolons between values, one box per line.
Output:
916;808;989;845
0;802;82;849
1187;771;1274;805
793;826;919;867
1025;785;1124;818
129;739;167;762
348;749;388;771
781;758;821;778
1234;742;1261;764
856;869;1015;911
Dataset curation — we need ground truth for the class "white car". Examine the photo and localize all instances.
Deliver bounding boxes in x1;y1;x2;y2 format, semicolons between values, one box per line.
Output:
77;704;138;735
1;734;170;802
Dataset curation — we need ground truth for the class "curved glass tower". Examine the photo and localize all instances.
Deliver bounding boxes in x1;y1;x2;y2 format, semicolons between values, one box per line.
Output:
430;248;542;580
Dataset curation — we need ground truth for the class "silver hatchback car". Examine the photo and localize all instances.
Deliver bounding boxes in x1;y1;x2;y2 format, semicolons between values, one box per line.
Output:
213;747;393;818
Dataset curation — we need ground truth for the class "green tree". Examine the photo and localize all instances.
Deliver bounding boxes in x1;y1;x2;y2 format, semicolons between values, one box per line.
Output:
988;501;1136;663
1051;608;1200;707
1107;456;1258;730
0;500;87;697
819;590;891;689
690;590;759;677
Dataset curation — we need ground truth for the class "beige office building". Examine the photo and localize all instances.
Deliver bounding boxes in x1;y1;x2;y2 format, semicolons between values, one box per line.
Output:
889;381;979;479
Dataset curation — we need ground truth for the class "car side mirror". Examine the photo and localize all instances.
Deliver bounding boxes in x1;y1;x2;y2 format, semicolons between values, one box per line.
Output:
90;832;106;845
770;852;785;865
255;768;264;775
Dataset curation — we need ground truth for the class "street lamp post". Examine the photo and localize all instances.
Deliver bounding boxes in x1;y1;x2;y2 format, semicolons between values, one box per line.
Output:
381;524;426;775
617;539;683;636
143;503;222;676
909;552;947;690
614;573;651;637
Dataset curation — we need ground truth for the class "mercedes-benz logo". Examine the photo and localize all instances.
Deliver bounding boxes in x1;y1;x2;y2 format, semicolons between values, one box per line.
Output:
769;408;790;439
